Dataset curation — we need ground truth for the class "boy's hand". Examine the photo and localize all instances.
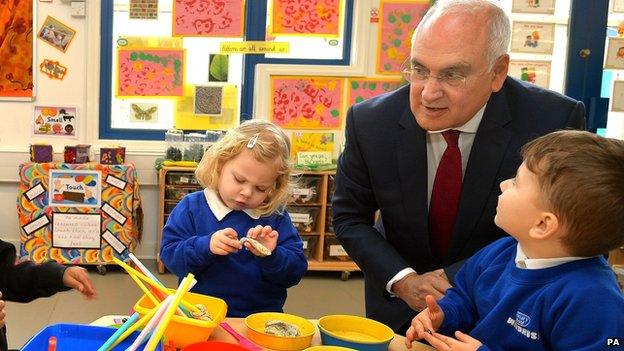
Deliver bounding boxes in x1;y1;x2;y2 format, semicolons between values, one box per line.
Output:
210;228;242;255
405;295;445;348
0;292;5;328
245;225;278;255
424;331;482;351
63;266;96;299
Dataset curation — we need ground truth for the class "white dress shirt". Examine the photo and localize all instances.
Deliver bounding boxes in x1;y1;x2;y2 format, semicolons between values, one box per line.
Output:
386;105;486;294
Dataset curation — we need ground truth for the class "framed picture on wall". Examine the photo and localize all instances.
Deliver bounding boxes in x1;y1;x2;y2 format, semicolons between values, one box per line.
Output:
611;81;624;112
510;21;555;55
511;0;556;15
605;37;624;69
612;0;624;13
37;16;76;53
508;60;551;89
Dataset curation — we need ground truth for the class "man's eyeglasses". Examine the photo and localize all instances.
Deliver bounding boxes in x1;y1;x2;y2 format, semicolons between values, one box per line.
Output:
401;60;469;88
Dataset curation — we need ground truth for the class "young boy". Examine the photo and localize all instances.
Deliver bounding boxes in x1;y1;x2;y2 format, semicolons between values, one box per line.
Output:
405;130;624;350
0;239;96;351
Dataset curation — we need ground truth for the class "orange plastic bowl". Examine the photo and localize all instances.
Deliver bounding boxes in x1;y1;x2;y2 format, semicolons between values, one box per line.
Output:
181;341;249;351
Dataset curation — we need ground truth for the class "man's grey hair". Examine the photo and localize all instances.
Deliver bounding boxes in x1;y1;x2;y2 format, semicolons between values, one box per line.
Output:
412;0;510;70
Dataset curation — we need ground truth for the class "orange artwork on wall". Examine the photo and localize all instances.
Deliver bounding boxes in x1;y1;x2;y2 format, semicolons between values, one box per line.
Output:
0;0;34;99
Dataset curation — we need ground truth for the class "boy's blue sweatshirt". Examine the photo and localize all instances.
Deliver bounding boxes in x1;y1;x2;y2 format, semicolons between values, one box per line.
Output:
438;237;624;351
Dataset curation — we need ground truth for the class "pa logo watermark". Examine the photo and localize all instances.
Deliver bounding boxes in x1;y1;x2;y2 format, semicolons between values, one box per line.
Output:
607;338;620;346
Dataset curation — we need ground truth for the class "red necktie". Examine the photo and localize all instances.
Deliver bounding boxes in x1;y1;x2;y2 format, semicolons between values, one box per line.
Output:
429;130;462;260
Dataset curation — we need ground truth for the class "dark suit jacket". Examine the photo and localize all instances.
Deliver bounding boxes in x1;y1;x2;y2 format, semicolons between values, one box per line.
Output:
332;77;586;331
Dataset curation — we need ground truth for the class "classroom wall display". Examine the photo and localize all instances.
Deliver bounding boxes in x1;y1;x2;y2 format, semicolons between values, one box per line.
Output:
39;59;68;80
17;162;143;264
510;21;555;55
611;81;624;112
508;60;551;89
172;0;245;37
117;48;185;97
174;83;239;130
129;0;159;19
605;37;624;70
291;132;335;162
269;0;342;36
49;169;101;208
0;0;34;100
37;16;76;53
511;0;556;15
33;106;77;138
377;0;430;75
347;78;404;107
270;76;344;129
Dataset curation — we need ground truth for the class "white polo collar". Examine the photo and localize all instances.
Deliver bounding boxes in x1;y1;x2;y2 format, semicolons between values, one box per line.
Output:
203;188;260;221
515;244;589;269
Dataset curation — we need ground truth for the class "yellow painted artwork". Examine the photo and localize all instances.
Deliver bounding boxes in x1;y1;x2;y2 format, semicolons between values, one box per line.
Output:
291;132;334;161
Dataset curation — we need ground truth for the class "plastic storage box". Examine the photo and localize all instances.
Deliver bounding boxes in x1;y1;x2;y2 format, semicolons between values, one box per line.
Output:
134;288;227;349
21;323;163;351
301;235;319;259
165;171;198;185
323;235;350;261
287;206;320;233
290;176;321;204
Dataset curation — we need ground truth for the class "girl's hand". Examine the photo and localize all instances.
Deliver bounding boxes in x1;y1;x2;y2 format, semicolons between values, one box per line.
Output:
405;295;445;348
210;228;242;255
63;266;96;299
424;331;483;351
0;292;5;328
245;225;279;254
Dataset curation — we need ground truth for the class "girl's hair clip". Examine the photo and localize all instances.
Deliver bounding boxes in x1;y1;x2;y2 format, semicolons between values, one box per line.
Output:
247;134;259;149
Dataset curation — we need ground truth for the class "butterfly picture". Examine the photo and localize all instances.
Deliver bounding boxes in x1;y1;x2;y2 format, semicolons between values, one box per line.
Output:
131;103;158;121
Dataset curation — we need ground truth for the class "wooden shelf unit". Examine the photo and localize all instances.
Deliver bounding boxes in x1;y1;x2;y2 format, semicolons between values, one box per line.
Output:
156;166;359;277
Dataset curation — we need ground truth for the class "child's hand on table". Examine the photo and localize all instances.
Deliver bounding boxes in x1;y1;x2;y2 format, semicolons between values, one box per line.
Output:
63;266;96;299
405;295;445;348
210;228;242;255
245;225;278;256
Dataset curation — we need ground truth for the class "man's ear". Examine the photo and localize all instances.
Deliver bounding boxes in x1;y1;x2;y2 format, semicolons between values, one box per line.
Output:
528;212;559;240
491;54;509;92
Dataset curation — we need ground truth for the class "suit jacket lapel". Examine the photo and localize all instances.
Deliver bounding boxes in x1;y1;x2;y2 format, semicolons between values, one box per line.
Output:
448;89;513;261
397;106;430;250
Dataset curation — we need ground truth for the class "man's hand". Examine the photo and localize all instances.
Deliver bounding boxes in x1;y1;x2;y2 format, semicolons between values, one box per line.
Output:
392;269;451;311
405;295;445;348
210;228;242;255
62;266;96;299
424;331;483;351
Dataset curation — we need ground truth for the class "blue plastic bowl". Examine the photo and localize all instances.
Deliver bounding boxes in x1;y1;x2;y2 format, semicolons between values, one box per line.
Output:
21;323;164;351
318;315;394;351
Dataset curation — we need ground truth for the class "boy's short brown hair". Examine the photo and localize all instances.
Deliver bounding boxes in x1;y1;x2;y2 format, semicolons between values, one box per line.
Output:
522;130;624;257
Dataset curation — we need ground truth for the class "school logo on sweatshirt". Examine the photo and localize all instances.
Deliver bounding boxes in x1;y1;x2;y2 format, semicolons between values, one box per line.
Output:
507;311;540;340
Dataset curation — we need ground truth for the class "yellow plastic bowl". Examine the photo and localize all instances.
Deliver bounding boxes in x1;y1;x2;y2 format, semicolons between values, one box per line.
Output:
133;289;227;349
317;315;394;351
304;347;357;351
245;312;315;350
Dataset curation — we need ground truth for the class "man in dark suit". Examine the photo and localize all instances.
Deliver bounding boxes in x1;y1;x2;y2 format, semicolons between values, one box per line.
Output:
332;0;585;333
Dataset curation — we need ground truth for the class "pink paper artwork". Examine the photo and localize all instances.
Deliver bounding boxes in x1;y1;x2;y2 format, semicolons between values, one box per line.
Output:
271;0;341;36
117;49;184;97
271;76;344;129
377;0;430;74
173;0;244;37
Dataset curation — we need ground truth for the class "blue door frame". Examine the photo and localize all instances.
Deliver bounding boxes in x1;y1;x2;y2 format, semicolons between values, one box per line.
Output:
565;0;609;132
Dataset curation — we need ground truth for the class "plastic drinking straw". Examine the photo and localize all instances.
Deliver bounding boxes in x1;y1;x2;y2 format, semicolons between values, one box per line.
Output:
128;253;190;317
47;336;57;351
125;295;173;351
106;298;167;351
144;274;196;351
96;312;139;351
127;269;160;306
113;258;200;313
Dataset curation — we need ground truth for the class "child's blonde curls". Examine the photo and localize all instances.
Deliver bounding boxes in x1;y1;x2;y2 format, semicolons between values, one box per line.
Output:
195;120;294;216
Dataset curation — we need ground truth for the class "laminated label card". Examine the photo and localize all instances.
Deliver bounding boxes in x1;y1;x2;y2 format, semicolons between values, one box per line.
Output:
49;169;101;208
52;213;101;249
